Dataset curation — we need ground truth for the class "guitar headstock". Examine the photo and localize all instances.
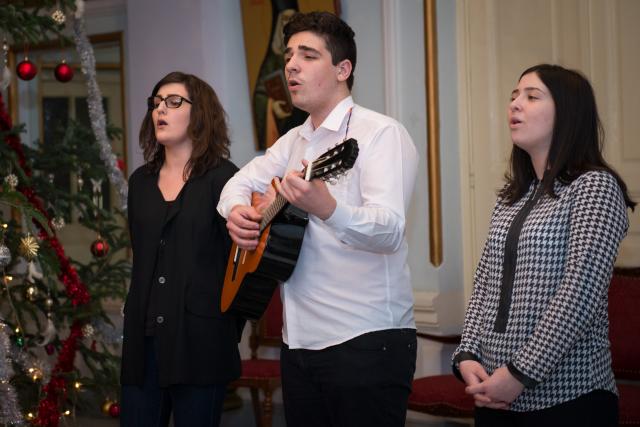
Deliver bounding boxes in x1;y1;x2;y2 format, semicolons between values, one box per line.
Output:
307;138;359;182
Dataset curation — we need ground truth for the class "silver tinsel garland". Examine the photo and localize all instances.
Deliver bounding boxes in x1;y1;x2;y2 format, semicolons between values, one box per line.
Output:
0;323;25;426
72;15;128;211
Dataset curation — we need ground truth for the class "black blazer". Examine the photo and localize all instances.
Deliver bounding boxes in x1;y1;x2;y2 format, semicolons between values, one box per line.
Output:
121;160;241;386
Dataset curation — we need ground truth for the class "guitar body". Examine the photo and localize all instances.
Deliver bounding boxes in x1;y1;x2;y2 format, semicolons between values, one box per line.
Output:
220;138;359;320
221;204;308;320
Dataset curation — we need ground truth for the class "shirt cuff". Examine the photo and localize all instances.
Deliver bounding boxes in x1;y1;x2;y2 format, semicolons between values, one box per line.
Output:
451;351;479;382
323;199;351;231
507;362;539;389
217;196;251;218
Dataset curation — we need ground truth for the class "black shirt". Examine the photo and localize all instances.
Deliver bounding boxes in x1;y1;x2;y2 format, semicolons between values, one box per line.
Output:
145;200;173;336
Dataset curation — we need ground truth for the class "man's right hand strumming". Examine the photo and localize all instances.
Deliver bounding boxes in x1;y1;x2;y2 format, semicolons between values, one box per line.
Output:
226;205;263;251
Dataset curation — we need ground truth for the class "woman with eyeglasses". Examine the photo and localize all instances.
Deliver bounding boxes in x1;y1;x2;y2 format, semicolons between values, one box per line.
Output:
120;71;241;427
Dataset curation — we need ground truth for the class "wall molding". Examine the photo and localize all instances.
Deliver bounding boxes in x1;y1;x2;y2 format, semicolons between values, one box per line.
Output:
83;0;126;19
413;290;439;331
456;0;475;302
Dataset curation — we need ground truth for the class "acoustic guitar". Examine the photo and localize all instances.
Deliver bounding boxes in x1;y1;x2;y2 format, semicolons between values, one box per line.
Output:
221;138;359;320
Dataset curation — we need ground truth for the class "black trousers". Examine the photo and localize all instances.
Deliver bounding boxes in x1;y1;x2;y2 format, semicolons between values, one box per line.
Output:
121;337;227;427
475;389;618;427
280;328;417;427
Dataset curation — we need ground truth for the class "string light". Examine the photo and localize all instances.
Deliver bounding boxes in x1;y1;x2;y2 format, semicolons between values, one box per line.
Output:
27;367;42;381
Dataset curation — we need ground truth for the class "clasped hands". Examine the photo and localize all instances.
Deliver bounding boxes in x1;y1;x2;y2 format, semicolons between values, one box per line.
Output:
458;361;525;410
226;160;337;251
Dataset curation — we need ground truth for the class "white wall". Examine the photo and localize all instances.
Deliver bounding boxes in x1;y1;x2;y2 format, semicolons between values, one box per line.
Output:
126;0;202;168
341;0;385;112
126;0;257;171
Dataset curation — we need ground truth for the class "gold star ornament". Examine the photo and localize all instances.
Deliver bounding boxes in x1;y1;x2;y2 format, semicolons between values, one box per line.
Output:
19;235;39;261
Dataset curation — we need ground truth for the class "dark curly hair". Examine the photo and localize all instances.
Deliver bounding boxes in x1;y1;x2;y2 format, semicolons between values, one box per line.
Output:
139;71;231;180
501;64;635;210
283;11;356;90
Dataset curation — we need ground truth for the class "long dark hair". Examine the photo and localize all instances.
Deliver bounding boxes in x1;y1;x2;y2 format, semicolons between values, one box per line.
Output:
139;71;231;180
500;64;635;210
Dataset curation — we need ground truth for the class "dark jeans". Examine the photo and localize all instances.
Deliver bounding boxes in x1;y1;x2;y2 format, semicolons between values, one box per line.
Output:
121;337;227;427
280;328;417;427
475;389;618;427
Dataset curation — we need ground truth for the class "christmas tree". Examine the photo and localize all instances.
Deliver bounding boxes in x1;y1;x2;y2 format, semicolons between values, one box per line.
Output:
1;1;130;425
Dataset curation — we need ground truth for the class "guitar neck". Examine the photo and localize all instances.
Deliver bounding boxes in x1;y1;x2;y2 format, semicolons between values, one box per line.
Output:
259;193;288;232
259;162;313;232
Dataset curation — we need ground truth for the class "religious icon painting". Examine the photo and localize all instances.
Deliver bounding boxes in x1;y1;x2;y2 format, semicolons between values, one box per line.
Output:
240;0;340;150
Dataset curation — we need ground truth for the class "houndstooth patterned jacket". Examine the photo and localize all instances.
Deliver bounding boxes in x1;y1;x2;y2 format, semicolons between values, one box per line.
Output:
452;170;629;411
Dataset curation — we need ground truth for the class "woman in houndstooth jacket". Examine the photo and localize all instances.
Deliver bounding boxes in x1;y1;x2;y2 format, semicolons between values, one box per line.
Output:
452;64;636;426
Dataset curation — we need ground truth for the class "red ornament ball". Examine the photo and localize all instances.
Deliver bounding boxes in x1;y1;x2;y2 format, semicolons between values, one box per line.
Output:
54;62;74;83
90;238;110;258
45;343;55;355
108;403;120;418
16;59;38;81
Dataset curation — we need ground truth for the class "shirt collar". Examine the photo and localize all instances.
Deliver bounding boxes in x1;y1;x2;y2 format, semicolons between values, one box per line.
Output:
299;96;354;140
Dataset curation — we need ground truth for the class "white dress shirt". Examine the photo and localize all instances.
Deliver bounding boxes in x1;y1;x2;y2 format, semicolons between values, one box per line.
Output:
217;96;418;349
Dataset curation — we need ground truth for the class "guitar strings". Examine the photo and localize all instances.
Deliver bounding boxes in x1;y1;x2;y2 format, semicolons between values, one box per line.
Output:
260;107;355;230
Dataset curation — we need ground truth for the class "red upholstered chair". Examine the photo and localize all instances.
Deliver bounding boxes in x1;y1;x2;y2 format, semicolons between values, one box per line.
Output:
608;269;640;426
408;268;640;425
408;333;474;419
230;288;283;427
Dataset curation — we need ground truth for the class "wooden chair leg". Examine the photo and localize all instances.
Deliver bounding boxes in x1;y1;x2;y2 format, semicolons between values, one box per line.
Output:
250;388;262;427
260;388;273;427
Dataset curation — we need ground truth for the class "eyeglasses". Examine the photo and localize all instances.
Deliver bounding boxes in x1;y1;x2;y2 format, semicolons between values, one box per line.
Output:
147;94;192;110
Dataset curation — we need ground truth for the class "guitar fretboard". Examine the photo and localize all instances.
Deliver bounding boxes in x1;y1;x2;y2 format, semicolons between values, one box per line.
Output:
260;193;288;232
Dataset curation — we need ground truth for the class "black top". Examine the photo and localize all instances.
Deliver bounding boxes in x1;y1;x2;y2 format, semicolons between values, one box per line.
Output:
494;180;544;333
144;200;173;336
121;160;242;386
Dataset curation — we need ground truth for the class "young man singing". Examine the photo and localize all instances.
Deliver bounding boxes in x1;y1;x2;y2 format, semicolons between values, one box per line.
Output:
218;11;418;427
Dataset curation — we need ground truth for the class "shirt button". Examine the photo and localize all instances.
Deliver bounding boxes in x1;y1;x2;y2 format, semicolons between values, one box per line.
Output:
156;316;164;324
158;276;166;284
